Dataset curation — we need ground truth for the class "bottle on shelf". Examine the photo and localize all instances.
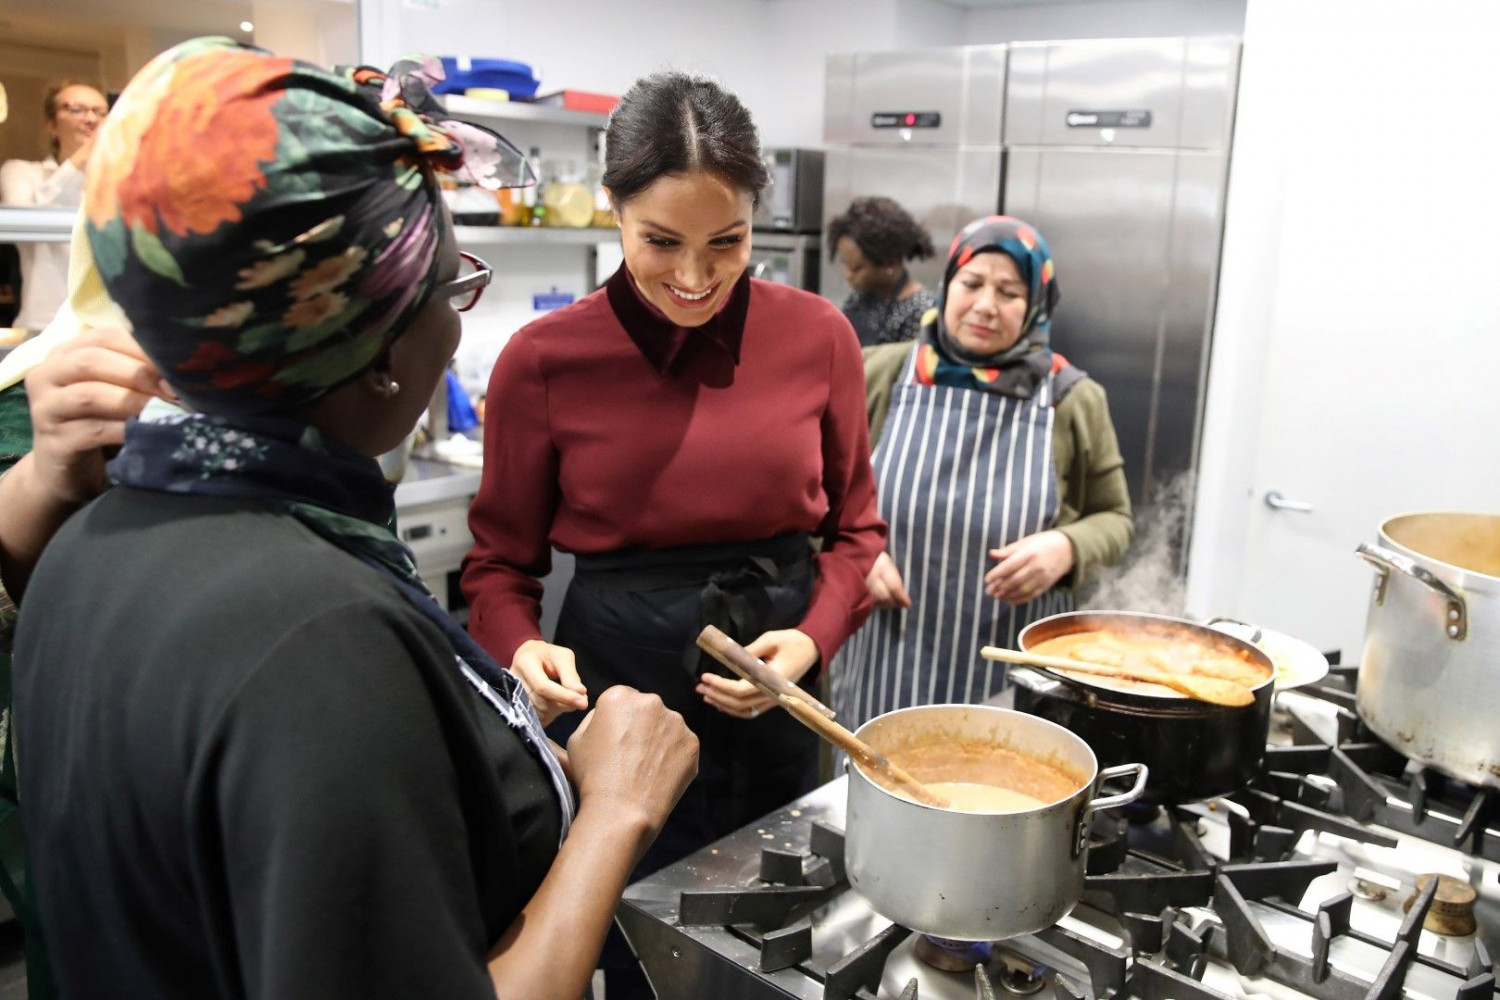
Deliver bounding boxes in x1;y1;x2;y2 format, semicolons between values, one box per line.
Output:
524;147;547;227
544;158;594;228
590;131;613;228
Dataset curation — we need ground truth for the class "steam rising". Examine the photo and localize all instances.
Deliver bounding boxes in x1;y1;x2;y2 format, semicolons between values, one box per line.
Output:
1080;472;1195;616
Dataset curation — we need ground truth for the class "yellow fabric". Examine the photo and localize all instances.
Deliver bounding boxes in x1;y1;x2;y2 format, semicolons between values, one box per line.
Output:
0;209;125;391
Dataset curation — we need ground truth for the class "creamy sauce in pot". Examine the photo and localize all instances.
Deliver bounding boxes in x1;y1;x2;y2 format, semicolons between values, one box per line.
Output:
922;782;1047;813
878;739;1085;811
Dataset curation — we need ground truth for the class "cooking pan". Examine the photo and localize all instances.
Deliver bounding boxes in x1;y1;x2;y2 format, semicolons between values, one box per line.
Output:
1356;511;1500;788
1009;611;1275;803
845;704;1147;941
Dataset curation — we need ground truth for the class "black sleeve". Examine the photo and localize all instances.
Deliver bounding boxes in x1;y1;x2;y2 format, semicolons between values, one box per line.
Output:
195;600;500;1000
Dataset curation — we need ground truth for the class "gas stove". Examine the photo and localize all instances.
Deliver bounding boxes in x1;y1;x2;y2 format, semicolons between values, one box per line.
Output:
618;668;1500;999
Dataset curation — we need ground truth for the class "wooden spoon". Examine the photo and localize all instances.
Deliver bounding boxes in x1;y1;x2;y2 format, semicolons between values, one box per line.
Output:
696;626;949;808
980;645;1255;707
695;624;835;719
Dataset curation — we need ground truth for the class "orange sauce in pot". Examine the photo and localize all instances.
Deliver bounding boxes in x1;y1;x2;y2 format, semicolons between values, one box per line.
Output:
880;739;1085;813
1030;629;1271;692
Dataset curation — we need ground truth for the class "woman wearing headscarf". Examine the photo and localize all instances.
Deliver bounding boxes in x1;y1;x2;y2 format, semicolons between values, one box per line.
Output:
832;215;1133;729
12;38;697;1000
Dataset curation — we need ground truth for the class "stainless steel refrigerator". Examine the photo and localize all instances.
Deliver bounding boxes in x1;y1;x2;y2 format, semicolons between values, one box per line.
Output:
822;45;1008;309
822;37;1242;508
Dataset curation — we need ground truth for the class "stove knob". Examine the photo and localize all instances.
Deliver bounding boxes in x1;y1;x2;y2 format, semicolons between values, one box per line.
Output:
1404;873;1478;937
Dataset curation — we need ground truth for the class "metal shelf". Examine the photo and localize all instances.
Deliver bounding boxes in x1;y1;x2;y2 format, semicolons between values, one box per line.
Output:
0;207;75;243
441;95;609;129
454;225;616;246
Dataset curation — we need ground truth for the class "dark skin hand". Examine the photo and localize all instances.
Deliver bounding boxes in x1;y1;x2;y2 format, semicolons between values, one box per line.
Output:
0;327;169;600
484;685;698;999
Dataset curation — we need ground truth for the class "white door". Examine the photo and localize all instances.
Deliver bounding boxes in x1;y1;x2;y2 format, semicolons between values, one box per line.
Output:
1186;2;1500;657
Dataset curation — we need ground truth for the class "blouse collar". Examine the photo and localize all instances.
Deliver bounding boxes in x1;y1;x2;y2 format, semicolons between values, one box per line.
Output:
605;264;752;376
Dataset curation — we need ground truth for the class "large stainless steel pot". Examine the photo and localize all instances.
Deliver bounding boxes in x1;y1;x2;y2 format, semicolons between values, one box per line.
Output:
845;705;1147;941
1356;511;1500;788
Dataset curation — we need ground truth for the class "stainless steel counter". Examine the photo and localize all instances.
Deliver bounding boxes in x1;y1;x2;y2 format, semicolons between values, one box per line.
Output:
390;455;573;633
393;456;482;511
392;458;481;610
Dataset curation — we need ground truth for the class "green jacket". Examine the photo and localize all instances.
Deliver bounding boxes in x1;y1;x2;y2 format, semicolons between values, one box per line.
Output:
863;341;1133;590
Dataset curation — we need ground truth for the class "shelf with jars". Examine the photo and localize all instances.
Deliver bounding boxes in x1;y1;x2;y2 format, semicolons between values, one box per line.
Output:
440;94;609;131
452;225;616;245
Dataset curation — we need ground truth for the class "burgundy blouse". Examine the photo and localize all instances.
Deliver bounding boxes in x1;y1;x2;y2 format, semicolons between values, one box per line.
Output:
461;266;887;668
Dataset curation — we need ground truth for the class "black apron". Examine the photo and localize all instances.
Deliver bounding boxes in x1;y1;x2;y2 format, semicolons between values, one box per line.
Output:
547;532;819;877
546;534;819;995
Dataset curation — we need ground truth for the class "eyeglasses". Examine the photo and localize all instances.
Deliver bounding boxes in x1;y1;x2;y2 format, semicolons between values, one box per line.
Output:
431;251;492;312
57;103;108;120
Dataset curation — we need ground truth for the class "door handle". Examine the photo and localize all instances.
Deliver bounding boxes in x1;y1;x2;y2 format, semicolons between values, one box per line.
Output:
1265;490;1314;513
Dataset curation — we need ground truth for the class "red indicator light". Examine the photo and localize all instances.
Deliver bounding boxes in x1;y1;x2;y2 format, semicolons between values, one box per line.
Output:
905;113;916;125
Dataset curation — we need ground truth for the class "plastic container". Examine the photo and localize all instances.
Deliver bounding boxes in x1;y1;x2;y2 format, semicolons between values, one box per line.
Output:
432;57;539;98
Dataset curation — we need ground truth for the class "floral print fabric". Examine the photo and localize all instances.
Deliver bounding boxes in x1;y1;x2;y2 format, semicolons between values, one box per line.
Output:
919;215;1061;399
83;37;529;415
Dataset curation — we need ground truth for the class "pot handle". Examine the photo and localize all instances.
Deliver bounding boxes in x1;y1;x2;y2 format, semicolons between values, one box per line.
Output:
1355;543;1467;640
1204;615;1264;644
1075;763;1149;855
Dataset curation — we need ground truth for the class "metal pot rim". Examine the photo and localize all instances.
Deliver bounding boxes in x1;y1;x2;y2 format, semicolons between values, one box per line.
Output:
1378;510;1500;592
849;703;1100;813
1016;610;1275;701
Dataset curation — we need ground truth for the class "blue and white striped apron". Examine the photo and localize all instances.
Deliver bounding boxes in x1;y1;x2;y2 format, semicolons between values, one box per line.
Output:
831;346;1073;730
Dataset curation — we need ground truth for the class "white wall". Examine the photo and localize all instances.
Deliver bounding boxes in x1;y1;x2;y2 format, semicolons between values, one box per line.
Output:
962;0;1244;42
1185;0;1500;643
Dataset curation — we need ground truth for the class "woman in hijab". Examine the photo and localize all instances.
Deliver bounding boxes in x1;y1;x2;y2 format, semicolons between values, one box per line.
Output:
12;38;697;1000
833;215;1133;728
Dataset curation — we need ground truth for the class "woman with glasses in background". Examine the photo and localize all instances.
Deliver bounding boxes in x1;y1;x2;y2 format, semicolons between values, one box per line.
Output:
0;81;107;334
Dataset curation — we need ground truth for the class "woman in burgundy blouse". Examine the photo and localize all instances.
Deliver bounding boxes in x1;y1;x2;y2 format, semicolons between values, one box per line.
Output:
461;71;885;995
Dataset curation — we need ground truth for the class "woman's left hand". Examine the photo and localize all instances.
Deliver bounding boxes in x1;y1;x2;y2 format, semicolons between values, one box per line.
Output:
985;530;1075;605
697;628;820;720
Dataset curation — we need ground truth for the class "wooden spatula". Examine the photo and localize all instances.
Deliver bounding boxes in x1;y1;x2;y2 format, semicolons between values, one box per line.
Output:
696;626;949;807
980;645;1255;707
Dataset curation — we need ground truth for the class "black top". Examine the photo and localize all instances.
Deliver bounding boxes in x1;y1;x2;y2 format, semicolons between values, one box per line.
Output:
839;284;936;346
14;489;562;999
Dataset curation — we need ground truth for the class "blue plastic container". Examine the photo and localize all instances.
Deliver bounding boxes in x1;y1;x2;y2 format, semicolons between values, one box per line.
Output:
433;57;540;98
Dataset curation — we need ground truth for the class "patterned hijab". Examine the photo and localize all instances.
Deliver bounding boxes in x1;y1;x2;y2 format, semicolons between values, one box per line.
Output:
92;39;576;837
83;36;529;415
915;215;1060;399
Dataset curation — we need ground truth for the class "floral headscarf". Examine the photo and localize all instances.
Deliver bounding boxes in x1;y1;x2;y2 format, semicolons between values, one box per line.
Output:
84;37;530;415
916;215;1061;399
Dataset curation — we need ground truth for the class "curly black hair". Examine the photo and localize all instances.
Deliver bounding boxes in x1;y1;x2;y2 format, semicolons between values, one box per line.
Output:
826;196;935;266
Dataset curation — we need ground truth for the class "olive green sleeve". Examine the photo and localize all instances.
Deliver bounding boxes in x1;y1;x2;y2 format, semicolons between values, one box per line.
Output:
863;342;912;447
1052;377;1134;589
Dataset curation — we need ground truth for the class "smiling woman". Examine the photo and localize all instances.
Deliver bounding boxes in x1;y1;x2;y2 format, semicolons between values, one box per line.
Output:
615;170;753;324
463;70;888;999
0;79;108;333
